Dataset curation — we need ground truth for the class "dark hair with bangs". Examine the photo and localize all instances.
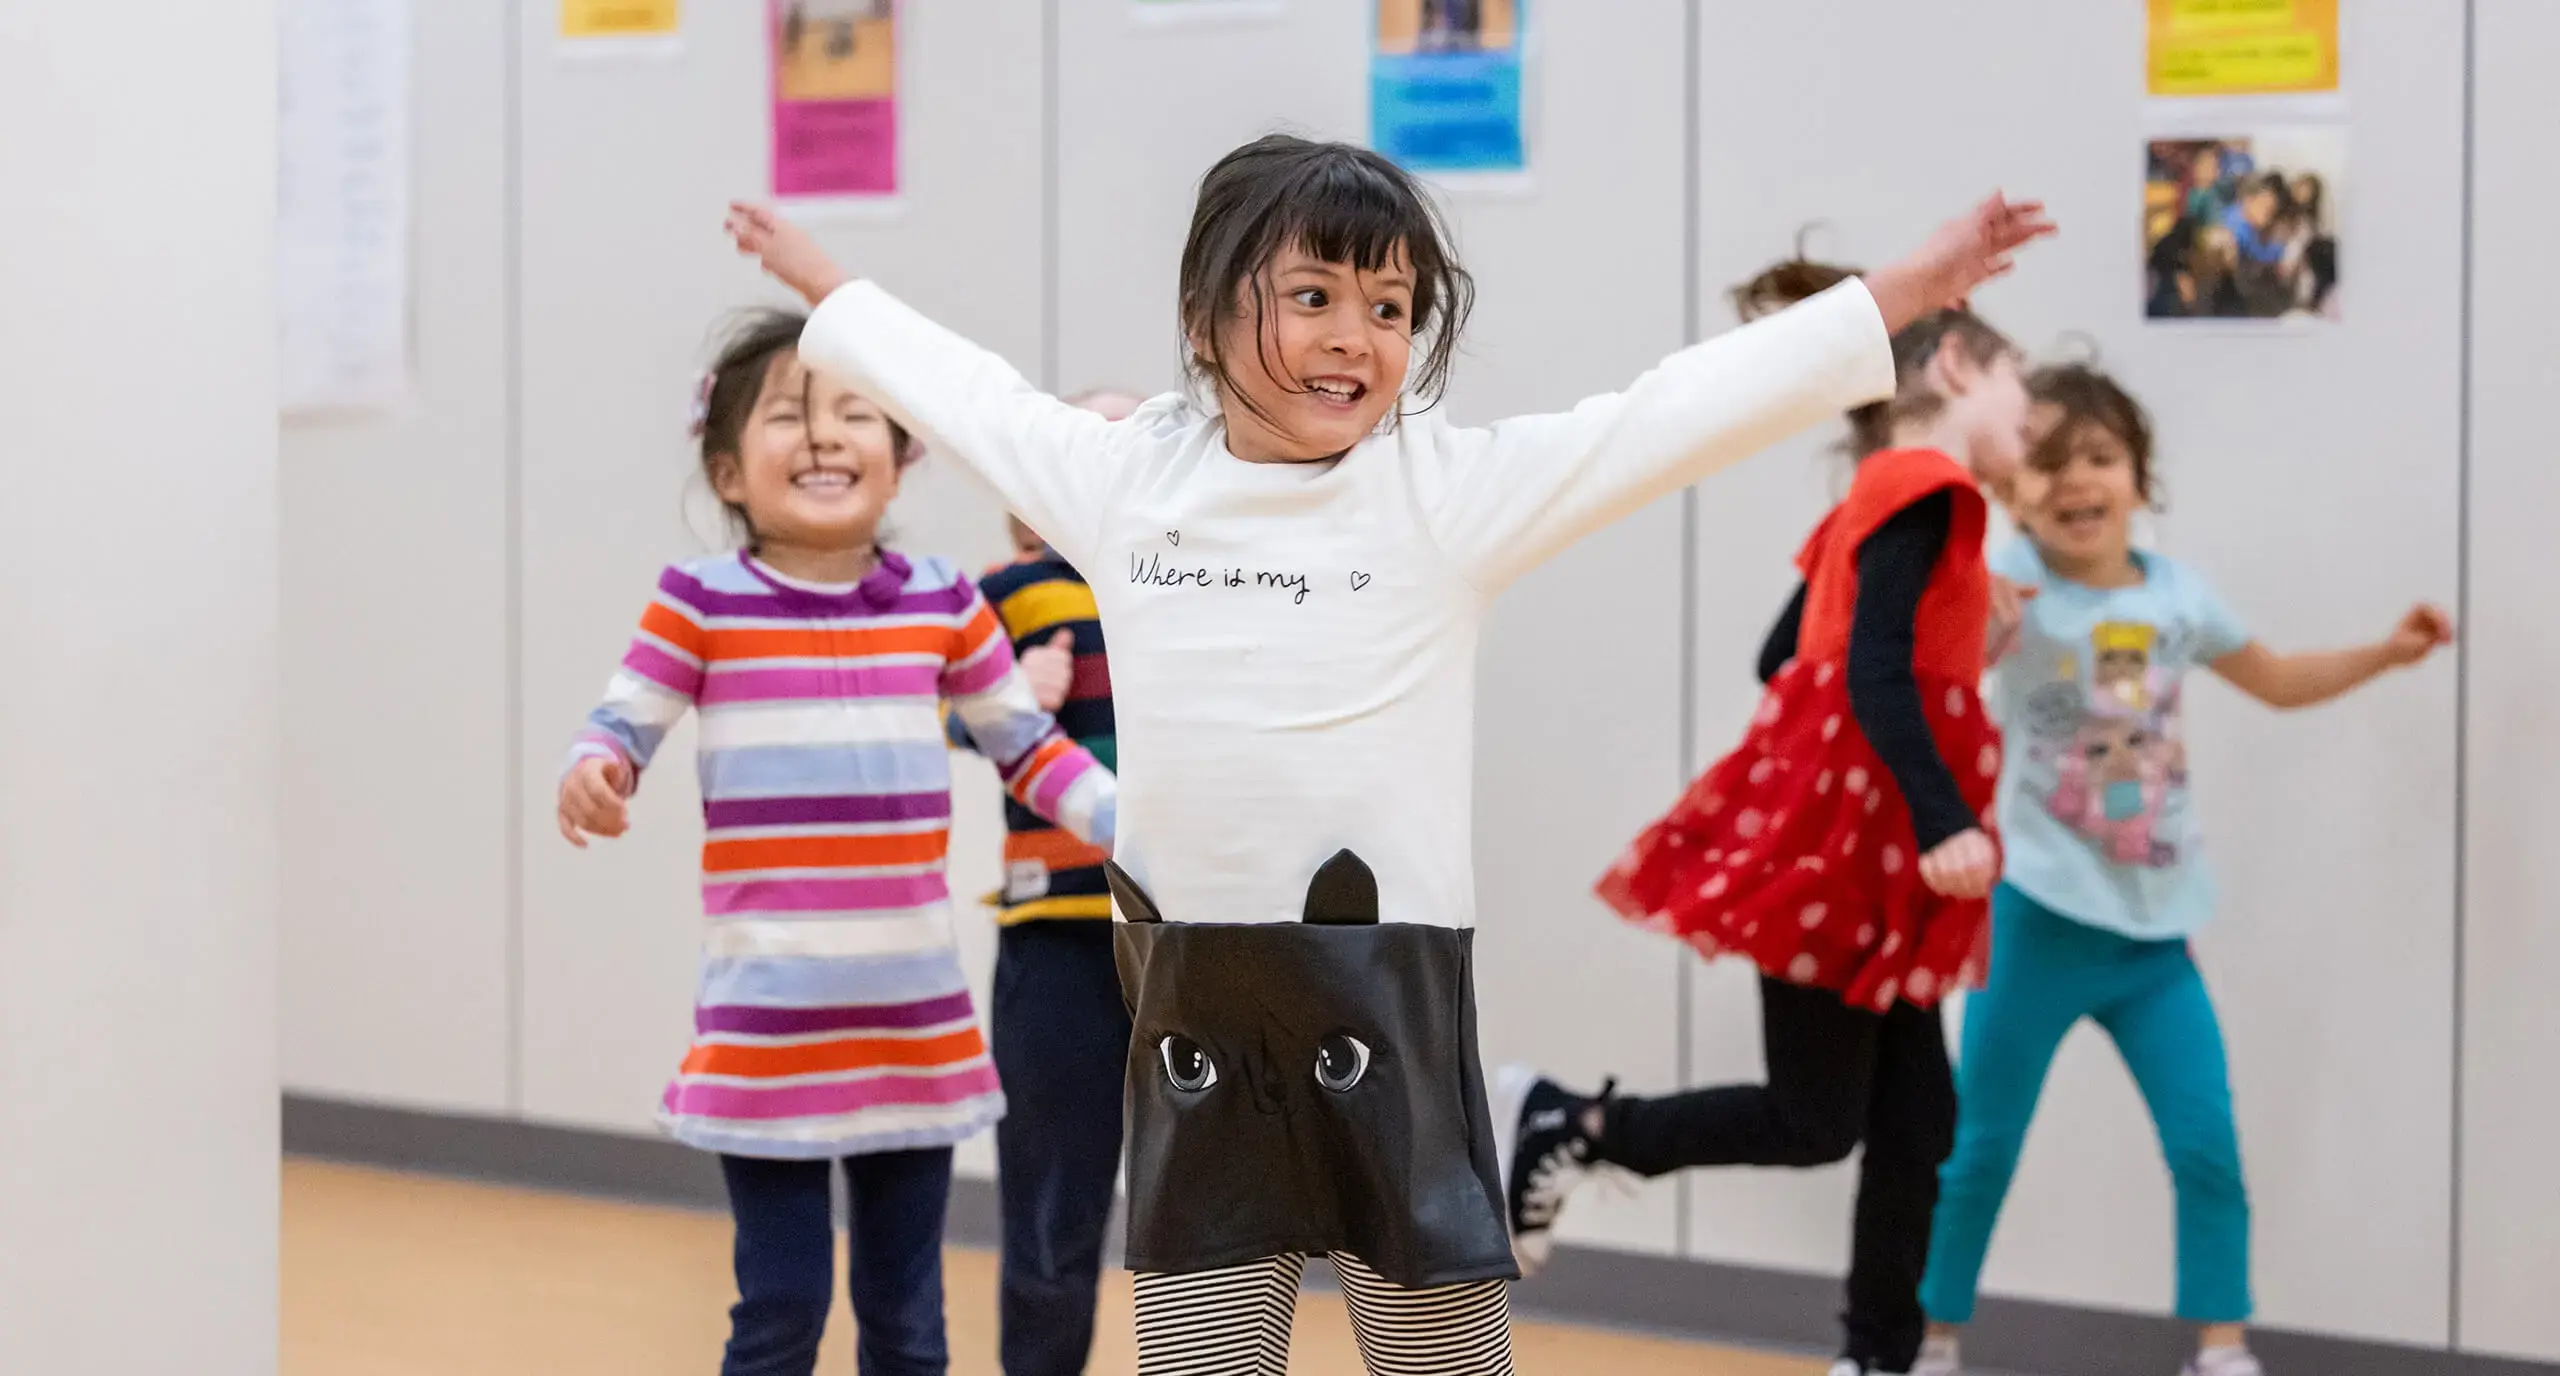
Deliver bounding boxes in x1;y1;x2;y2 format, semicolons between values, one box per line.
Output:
697;308;915;546
2027;361;2158;506
1733;250;2017;458
1177;135;1475;433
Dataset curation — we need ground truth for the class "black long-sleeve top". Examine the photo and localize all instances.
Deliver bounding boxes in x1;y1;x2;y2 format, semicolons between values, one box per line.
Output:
1754;490;1975;850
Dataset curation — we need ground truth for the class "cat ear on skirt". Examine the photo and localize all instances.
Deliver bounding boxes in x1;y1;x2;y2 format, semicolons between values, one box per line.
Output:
1108;861;1165;925
1301;850;1379;927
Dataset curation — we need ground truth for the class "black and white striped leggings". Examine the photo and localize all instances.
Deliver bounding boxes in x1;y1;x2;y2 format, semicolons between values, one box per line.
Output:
1132;1252;1514;1375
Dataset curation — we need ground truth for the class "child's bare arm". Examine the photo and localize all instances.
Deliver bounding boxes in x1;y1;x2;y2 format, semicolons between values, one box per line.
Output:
726;202;846;305
2210;604;2453;709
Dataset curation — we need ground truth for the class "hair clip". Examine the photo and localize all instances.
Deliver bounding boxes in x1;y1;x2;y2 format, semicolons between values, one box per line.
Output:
685;371;717;439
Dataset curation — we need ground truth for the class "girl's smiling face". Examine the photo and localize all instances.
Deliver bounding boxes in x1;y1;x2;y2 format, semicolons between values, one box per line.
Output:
1204;241;1416;464
2018;401;2141;572
1173;138;1475;467
711;353;905;553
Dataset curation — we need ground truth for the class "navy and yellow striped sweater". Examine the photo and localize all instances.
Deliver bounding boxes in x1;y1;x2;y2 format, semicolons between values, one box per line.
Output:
951;552;1116;923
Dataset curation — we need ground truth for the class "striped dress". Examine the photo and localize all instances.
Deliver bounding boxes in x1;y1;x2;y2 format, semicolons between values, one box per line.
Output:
569;549;1116;1159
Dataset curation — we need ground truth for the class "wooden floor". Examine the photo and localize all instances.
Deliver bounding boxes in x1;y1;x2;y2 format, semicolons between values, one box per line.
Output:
282;1159;1822;1375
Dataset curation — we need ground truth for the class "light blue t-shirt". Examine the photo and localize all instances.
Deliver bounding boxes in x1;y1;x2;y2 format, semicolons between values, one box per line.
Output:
1988;542;2251;941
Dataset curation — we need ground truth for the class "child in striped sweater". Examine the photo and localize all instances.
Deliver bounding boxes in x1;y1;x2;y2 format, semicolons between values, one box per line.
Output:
556;309;1115;1376
946;387;1141;1376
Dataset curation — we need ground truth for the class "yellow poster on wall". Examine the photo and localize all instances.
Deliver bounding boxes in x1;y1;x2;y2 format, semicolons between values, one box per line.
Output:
560;0;680;40
2147;0;2339;98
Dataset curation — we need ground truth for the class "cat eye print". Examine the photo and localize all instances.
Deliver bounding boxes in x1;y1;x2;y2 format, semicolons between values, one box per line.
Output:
1160;1035;1218;1092
1314;1032;1372;1093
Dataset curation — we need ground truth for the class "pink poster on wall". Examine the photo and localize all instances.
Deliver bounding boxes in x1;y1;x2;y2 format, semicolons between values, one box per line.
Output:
768;0;898;201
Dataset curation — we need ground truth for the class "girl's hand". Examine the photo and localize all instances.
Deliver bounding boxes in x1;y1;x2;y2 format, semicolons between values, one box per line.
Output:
2383;603;2456;667
1865;193;2058;334
1917;828;1999;901
1019;629;1077;713
1986;576;2037;664
558;755;634;848
726;201;848;305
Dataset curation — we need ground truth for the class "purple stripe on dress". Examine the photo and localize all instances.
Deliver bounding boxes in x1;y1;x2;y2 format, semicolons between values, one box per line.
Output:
941;647;1012;698
696;989;977;1036
704;873;950;914
665;1060;1002;1121
1029;750;1091;817
703;792;951;828
698;663;942;705
680;587;815;619
657;564;721;610
671;582;976;623
620;641;702;692
898;581;974;617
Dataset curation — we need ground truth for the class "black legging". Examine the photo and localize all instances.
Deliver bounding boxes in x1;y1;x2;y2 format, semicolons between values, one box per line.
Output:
1596;976;1955;1373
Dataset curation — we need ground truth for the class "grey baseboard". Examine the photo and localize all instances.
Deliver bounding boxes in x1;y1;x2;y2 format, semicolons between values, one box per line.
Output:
287;1093;730;1209
283;1094;2550;1376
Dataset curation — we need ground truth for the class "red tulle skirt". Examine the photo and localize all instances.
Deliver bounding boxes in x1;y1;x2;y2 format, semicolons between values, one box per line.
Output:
1596;657;2002;1011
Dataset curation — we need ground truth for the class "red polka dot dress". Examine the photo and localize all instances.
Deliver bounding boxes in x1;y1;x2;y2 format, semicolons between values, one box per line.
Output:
1597;450;2000;1012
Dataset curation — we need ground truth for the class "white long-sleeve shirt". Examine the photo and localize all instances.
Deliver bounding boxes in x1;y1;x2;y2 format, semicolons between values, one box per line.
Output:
800;279;1895;928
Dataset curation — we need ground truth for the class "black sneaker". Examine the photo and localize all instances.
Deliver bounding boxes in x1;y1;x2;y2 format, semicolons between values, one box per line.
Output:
1492;1065;1610;1275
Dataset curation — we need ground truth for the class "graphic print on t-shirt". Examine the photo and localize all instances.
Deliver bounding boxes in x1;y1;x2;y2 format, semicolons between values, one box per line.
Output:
2022;620;2191;870
1989;544;2249;941
1123;528;1376;608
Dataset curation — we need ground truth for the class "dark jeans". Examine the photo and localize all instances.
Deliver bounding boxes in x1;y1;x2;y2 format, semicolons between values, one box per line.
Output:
991;920;1132;1376
1597;974;1954;1373
719;1147;954;1376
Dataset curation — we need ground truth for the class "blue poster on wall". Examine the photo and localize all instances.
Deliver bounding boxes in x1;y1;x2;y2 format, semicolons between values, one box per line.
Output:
1370;0;1526;174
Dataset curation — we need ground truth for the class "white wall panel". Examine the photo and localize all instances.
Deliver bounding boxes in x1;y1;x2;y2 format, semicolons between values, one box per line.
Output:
2456;0;2560;1360
280;0;515;1115
1688;0;2460;1344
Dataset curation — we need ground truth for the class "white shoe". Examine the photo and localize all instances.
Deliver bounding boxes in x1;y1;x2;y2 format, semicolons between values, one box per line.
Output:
1909;1336;1963;1376
2182;1349;2263;1376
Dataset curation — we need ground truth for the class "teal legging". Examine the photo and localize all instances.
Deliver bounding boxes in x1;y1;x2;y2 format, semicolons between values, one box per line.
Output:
1918;884;2251;1325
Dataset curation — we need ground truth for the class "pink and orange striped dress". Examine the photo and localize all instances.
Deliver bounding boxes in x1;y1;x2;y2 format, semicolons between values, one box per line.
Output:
570;550;1115;1159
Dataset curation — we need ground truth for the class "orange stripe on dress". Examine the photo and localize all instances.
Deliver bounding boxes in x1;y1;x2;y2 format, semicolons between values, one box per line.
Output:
1002;829;1110;869
679;1027;989;1078
1005;736;1078;797
703;624;954;661
640;600;709;656
953;601;1004;660
703;830;952;874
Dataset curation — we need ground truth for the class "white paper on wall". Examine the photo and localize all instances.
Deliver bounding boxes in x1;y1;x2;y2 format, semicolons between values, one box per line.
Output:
278;0;412;414
1129;0;1285;26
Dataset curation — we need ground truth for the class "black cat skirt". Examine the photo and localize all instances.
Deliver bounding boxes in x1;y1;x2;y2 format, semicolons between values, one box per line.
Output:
1108;851;1519;1289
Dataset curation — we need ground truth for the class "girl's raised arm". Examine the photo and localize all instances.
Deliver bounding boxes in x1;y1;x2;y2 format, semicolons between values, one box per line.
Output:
727;203;1137;573
1423;195;2053;593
